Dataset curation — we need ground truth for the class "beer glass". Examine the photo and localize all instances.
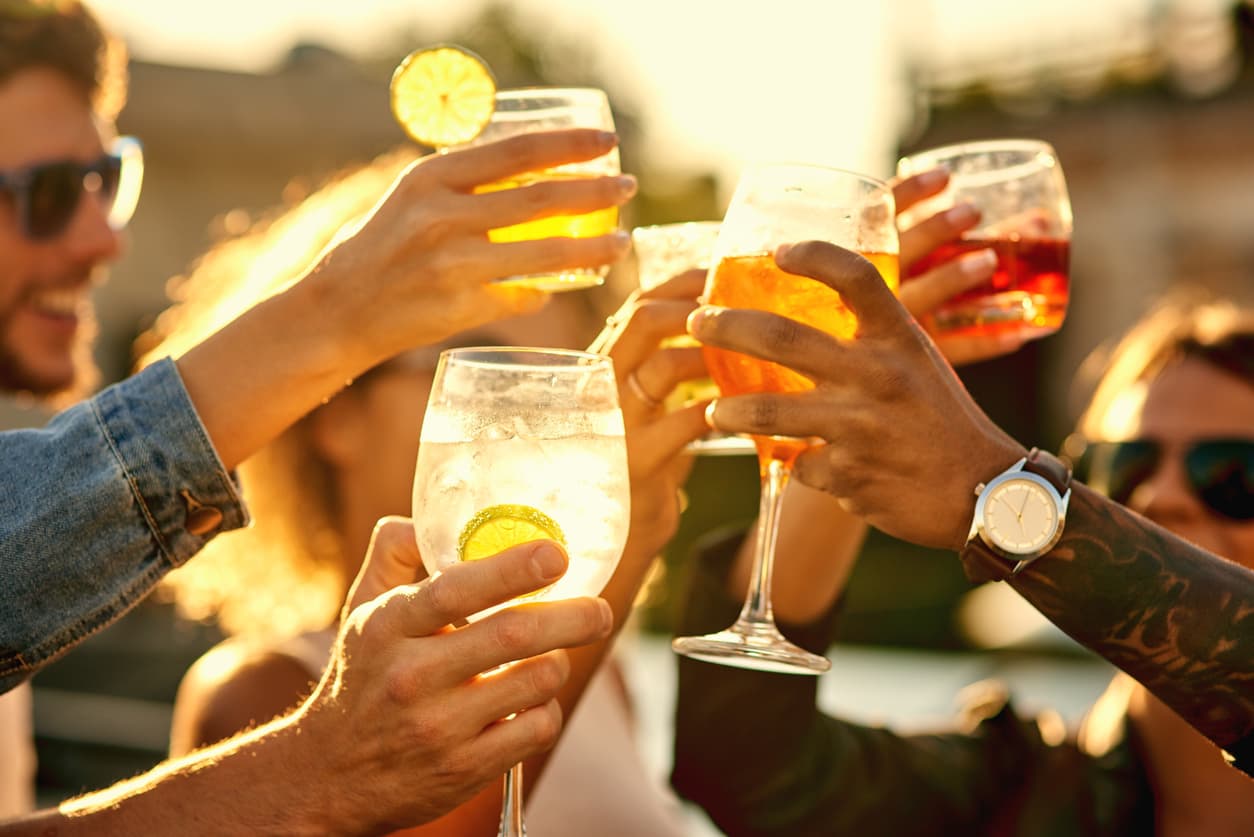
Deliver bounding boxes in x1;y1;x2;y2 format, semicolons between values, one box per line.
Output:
467;88;620;291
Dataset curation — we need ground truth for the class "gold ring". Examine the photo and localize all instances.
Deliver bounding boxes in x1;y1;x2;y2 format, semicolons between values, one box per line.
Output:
626;371;663;409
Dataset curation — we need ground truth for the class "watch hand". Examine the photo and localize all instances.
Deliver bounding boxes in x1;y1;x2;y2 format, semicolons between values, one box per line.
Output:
1017;490;1031;517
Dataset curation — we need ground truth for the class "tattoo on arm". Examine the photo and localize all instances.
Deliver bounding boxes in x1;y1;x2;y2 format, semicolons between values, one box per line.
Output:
1012;482;1254;749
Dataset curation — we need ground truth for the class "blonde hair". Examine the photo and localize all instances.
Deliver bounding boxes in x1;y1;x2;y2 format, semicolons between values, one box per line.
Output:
1072;288;1254;443
138;148;420;638
138;146;629;638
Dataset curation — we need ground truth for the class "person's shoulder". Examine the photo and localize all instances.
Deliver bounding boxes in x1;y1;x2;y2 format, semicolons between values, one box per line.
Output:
169;638;318;756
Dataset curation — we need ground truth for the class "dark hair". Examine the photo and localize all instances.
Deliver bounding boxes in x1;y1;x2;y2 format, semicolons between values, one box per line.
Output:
0;0;128;120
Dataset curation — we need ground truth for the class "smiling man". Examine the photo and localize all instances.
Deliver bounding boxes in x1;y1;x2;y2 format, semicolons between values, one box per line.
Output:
0;0;130;403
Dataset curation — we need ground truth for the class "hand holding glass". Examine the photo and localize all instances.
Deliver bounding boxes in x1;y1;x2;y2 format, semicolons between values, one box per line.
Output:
897;139;1071;340
462;88;621;291
670;164;899;675
412;347;630;836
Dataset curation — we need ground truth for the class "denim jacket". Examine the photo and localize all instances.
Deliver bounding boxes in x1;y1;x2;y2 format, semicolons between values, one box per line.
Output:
0;358;248;692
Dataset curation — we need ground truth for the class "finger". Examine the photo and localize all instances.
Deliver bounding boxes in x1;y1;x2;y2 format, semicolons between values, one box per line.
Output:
603;298;698;373
432;597;612;684
620;346;705;423
458;650;571;729
345;516;426;616
772;240;906;335
931;331;1027;367
890;167;949;214
464;697;565;777
628;401;710;476
388;540;570;638
635;267;707;301
449;232;631;284
688;305;842;382
706;391;837;440
899;203;980;268
421;129;619;191
899;248;996;317
449;173;636;233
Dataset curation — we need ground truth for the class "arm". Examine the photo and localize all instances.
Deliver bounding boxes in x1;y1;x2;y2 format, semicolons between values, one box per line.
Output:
671;531;1048;837
0;129;632;690
2;527;613;835
690;239;1254;754
177;129;633;470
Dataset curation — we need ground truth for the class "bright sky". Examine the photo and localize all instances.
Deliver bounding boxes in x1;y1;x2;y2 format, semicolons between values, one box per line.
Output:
84;0;908;191
85;0;1214;192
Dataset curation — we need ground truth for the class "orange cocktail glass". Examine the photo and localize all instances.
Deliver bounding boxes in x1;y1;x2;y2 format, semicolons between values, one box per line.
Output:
672;163;899;675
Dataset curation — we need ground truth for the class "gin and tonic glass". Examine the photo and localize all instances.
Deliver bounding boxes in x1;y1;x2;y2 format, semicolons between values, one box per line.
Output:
412;347;630;836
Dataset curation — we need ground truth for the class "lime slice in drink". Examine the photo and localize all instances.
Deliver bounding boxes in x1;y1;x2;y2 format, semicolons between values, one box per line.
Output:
390;44;496;148
458;504;566;564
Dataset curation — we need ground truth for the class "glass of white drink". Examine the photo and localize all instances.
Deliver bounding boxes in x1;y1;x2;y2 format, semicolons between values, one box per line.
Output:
411;346;630;837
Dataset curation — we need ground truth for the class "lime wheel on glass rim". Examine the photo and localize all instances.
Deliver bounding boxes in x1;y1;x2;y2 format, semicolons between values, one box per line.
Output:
389;44;496;148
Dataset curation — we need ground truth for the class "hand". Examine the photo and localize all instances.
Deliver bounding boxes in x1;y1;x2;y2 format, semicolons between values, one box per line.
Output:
302;519;613;831
892;168;1027;366
593;268;711;558
312;128;636;368
690;240;1027;550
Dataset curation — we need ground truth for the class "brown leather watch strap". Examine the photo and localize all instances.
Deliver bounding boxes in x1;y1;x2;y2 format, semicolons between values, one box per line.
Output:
1024;447;1071;495
960;448;1072;584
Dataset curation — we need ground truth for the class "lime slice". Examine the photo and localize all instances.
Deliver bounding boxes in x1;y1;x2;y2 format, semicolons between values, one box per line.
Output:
458;504;566;564
389;44;496;148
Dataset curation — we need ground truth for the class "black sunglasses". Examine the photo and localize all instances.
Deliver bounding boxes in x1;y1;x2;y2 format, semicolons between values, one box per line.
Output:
1084;438;1254;522
0;136;143;240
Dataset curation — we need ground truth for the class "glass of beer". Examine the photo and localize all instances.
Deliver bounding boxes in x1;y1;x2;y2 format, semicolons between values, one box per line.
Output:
466;87;620;291
630;221;754;455
670;164;899;675
896;139;1071;340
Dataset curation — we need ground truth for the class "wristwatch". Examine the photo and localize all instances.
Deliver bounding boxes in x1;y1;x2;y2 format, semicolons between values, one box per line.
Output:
960;448;1071;583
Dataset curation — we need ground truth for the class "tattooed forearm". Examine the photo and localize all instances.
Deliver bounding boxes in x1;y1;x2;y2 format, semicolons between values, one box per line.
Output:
1011;482;1254;749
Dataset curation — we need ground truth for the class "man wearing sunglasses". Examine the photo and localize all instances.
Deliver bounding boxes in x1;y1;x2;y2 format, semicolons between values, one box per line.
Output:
674;238;1252;829
1;1;632;833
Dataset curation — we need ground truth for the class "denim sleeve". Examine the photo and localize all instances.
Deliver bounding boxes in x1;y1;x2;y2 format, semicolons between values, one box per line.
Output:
0;358;248;691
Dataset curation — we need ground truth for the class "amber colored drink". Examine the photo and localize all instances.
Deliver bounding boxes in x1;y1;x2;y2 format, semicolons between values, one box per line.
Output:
704;252;900;467
477;171;618;291
906;235;1069;339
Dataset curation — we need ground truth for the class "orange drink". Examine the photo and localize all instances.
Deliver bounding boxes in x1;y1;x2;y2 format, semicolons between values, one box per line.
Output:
672;163;899;676
704;252;899;466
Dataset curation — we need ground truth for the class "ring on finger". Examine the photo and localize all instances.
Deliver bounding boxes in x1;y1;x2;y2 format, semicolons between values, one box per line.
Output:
626;371;663;410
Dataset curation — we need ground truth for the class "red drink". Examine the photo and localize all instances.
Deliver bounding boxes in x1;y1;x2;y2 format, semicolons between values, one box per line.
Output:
905;235;1070;339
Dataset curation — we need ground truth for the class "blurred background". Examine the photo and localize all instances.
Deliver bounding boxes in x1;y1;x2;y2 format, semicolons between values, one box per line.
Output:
5;0;1253;824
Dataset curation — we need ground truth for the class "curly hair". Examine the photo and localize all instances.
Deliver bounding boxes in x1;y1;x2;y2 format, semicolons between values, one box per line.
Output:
0;0;128;121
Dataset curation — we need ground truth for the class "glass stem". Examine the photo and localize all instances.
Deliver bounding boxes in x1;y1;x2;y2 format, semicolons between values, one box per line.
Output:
498;762;525;837
737;457;790;627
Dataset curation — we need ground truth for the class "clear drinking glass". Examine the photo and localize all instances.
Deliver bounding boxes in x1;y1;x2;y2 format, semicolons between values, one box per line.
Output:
896;139;1071;341
463;87;621;291
630;221;754;455
411;347;630;837
670;164;899;675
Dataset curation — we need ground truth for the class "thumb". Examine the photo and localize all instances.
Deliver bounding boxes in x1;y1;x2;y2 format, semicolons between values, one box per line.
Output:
344;516;427;616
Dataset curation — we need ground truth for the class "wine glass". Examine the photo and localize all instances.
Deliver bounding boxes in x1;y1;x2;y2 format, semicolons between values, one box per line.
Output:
411;347;630;837
462;87;621;292
629;221;754;455
896;139;1072;341
670;163;899;675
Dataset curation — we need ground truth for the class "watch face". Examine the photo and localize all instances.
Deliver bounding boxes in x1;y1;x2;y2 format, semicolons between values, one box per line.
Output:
981;476;1060;555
